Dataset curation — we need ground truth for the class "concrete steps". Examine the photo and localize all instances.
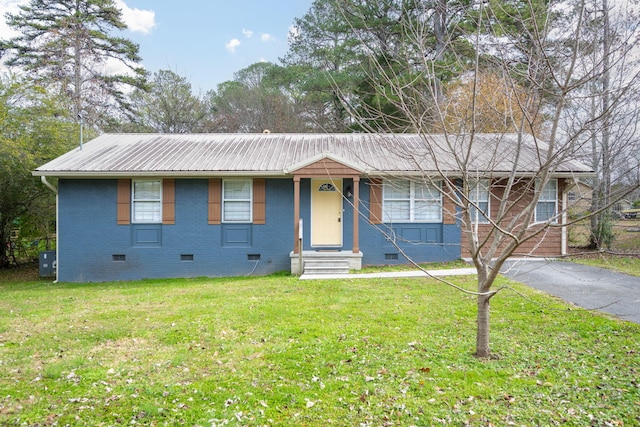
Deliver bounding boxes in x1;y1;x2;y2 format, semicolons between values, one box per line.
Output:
303;258;350;275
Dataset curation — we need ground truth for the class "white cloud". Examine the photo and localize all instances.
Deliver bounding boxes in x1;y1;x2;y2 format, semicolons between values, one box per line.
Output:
114;0;156;34
225;38;241;53
0;0;152;77
242;28;253;38
261;33;275;42
0;0;155;37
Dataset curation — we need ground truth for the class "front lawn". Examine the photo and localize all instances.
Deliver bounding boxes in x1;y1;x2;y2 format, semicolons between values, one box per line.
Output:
1;273;638;426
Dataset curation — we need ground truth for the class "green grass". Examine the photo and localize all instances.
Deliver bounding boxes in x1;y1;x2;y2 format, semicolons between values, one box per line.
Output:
1;273;639;426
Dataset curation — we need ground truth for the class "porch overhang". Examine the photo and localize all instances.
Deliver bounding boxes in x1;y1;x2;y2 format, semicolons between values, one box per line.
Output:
290;157;363;269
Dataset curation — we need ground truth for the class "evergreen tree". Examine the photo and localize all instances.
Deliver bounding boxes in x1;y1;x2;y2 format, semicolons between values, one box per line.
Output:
283;0;477;132
0;0;147;127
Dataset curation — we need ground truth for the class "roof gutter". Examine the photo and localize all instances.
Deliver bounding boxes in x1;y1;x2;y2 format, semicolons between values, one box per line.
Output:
32;170;291;178
32;170;596;179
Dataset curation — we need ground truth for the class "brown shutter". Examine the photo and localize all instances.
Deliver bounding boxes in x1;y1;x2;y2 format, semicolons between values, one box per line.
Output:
253;178;266;224
369;178;382;224
117;179;131;225
442;180;457;225
208;178;221;224
162;179;175;224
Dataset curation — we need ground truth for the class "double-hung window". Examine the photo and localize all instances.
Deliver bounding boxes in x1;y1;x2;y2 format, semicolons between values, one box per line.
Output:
383;179;442;222
132;180;162;223
223;179;252;222
535;179;557;222
469;179;490;223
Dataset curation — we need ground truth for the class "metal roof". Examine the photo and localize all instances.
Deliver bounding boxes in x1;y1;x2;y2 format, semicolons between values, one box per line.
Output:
33;133;594;178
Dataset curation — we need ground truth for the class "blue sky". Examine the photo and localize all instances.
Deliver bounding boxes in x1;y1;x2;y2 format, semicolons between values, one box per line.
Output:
122;0;314;93
0;0;315;93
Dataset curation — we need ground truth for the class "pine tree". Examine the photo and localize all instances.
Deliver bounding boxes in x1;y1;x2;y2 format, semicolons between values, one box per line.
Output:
0;0;148;126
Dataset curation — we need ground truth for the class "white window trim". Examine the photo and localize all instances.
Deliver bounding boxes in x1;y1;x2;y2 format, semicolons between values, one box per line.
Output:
469;179;490;224
131;179;162;224
535;179;558;223
382;179;442;223
222;179;253;223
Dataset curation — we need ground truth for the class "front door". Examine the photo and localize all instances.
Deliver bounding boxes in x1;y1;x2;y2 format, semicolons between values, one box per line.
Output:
311;178;343;247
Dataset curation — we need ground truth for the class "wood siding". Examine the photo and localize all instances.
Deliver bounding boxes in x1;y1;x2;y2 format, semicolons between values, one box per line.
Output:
460;178;566;257
293;158;360;177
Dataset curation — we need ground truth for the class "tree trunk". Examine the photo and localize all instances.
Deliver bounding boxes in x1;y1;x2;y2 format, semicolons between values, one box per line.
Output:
475;292;491;358
432;0;447;105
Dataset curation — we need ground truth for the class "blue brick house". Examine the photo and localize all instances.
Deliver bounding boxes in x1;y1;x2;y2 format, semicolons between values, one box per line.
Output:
34;133;592;282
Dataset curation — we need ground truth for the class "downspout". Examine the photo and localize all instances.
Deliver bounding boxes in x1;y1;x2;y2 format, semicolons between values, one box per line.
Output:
41;176;58;195
40;176;59;283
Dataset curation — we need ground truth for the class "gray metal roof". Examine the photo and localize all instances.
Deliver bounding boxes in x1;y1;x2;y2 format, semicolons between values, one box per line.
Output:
33;133;594;178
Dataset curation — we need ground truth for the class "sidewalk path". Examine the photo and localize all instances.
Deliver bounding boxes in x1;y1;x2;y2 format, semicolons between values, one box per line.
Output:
299;267;477;281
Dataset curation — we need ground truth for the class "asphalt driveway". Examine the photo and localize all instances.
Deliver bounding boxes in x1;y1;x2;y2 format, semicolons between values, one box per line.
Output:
500;260;640;324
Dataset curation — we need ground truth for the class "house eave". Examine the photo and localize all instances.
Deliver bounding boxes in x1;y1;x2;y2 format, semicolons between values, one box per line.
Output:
32;170;291;178
364;171;596;179
33;169;595;180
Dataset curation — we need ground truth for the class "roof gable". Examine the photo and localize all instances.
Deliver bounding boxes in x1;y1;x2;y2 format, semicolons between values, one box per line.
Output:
285;153;365;176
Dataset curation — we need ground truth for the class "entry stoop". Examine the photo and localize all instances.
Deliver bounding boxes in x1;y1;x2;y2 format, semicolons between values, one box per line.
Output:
290;250;363;275
303;258;350;275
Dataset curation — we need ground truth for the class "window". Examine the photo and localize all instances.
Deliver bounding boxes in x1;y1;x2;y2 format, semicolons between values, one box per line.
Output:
382;179;442;222
536;179;557;222
469;179;490;223
318;183;336;192
132;180;162;223
223;179;252;222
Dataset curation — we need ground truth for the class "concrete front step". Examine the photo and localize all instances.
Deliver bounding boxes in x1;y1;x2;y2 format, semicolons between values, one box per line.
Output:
303;258;350;275
290;250;363;275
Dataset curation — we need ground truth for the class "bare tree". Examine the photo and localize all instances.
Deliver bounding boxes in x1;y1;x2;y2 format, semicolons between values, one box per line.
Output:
334;0;640;357
127;69;208;133
210;62;310;133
